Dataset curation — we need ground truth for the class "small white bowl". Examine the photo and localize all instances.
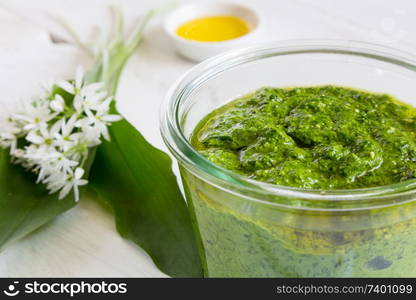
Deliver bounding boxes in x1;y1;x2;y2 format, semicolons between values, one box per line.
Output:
164;2;260;62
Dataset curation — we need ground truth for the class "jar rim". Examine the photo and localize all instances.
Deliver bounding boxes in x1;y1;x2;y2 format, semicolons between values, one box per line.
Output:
160;39;416;208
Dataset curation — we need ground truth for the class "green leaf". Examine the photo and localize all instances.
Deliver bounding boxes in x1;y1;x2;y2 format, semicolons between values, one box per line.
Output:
0;149;76;250
89;117;204;277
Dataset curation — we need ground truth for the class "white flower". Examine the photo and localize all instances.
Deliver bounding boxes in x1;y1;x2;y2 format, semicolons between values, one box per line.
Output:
58;67;107;114
15;98;57;131
54;115;83;151
61;167;88;201
77;99;121;141
50;94;65;113
24;144;52;162
79;124;102;147
51;152;79;174
1;64;122;202
74;84;106;114
0;115;21;153
24;145;59;182
26;121;61;149
37;151;78;182
45;167;87;201
58;66;85;95
12;148;25;158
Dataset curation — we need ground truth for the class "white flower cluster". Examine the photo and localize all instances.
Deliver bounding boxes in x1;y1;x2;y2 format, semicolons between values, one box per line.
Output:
0;67;121;201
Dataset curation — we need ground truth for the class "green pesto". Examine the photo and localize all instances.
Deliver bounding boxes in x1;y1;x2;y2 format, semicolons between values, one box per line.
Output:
193;86;416;189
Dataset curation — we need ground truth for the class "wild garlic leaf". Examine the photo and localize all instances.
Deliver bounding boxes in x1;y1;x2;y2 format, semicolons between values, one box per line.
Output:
89;115;204;277
0;149;76;250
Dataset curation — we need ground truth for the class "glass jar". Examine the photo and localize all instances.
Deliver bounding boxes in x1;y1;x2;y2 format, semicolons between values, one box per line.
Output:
160;40;416;277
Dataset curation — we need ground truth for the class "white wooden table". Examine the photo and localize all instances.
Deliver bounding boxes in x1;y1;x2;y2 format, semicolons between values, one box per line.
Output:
0;0;415;277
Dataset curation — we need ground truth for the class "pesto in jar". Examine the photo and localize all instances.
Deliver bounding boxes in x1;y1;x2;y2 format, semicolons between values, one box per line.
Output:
186;86;416;277
193;86;416;189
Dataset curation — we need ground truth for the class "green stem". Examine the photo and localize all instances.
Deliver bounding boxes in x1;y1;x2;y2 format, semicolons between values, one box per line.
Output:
86;10;154;96
50;15;94;57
